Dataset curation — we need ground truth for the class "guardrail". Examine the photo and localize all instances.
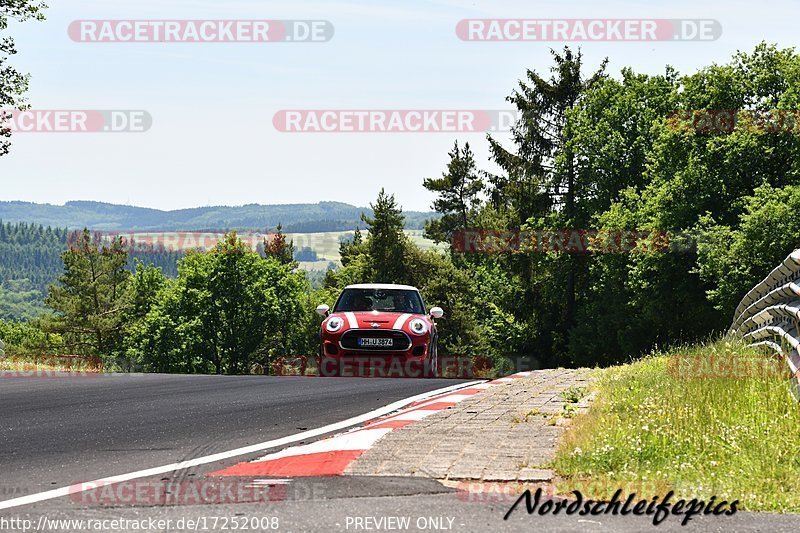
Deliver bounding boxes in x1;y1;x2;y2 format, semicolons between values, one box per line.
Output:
728;250;800;398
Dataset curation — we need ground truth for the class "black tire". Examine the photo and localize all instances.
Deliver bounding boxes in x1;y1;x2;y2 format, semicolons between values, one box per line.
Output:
428;338;439;378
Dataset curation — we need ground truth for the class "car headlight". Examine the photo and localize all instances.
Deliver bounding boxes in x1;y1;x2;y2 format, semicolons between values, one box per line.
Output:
326;316;344;333
409;318;429;335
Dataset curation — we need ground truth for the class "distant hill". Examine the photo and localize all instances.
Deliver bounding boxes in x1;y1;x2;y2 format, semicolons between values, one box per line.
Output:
0;201;437;232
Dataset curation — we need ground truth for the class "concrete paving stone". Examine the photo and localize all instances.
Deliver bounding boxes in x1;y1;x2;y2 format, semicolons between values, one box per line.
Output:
446;469;487;480
482;471;523;482
346;369;595;482
523;456;553;467
418;457;456;467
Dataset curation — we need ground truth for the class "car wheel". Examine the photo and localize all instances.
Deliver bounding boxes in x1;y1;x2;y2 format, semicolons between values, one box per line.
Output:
428;338;439;378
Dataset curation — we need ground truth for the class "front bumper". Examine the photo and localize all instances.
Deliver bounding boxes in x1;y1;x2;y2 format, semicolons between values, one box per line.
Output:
319;327;434;377
322;328;430;358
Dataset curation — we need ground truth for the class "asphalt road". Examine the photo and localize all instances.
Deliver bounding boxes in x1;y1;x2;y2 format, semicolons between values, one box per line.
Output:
0;374;468;497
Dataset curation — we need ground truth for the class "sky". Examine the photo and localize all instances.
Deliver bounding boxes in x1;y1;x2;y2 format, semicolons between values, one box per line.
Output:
1;0;798;212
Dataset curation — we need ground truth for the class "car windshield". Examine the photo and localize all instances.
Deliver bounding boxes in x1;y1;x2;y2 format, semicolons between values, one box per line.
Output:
334;288;425;314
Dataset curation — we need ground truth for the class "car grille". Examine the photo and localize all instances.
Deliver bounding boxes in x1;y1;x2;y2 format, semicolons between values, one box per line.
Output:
340;329;412;351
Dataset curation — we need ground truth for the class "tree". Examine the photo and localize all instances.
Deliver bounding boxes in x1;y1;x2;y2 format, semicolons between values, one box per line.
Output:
423;142;484;243
424;43;800;367
0;317;60;357
339;227;364;266
131;232;307;374
568;43;800;363
111;261;169;371
361;189;408;283
1;0;47;156
484;47;608;359
128;260;167;320
557;67;681;364
697;184;800;318
44;229;131;356
324;194;516;373
569;67;679;214
263;223;295;265
488;47;607;227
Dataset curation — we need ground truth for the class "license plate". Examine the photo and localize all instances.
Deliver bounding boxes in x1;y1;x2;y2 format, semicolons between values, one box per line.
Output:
358;337;393;347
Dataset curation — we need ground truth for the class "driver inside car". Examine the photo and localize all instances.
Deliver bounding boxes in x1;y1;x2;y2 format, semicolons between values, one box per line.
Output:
352;294;372;311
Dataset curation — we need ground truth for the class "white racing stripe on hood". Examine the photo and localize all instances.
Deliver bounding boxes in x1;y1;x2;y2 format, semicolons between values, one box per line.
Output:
392;313;412;330
344;312;359;329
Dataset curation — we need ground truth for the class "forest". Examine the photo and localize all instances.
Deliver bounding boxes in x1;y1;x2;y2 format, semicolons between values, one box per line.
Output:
0;221;182;320
0;200;434;231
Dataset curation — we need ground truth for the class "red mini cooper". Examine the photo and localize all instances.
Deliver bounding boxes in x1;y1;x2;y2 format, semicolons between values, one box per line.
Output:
315;284;444;377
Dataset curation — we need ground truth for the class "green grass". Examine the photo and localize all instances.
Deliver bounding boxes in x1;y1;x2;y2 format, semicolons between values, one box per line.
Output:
561;385;588;403
0;356;102;374
552;339;800;512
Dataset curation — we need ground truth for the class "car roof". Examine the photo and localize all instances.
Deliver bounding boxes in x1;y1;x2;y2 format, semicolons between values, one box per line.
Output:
344;283;420;291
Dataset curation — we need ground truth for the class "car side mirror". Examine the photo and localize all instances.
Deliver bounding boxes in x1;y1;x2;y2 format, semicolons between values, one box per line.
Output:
430;306;444;319
315;304;330;317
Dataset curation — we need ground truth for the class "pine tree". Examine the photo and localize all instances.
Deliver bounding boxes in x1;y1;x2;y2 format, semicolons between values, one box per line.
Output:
488;47;607;337
339;227;363;266
423;141;484;244
263;223;295;266
43;229;131;355
361;189;408;283
488;47;607;227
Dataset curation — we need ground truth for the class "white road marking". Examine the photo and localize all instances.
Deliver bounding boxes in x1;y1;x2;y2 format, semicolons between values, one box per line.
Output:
427;393;473;403
386;409;438;421
0;380;484;511
253;428;393;461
